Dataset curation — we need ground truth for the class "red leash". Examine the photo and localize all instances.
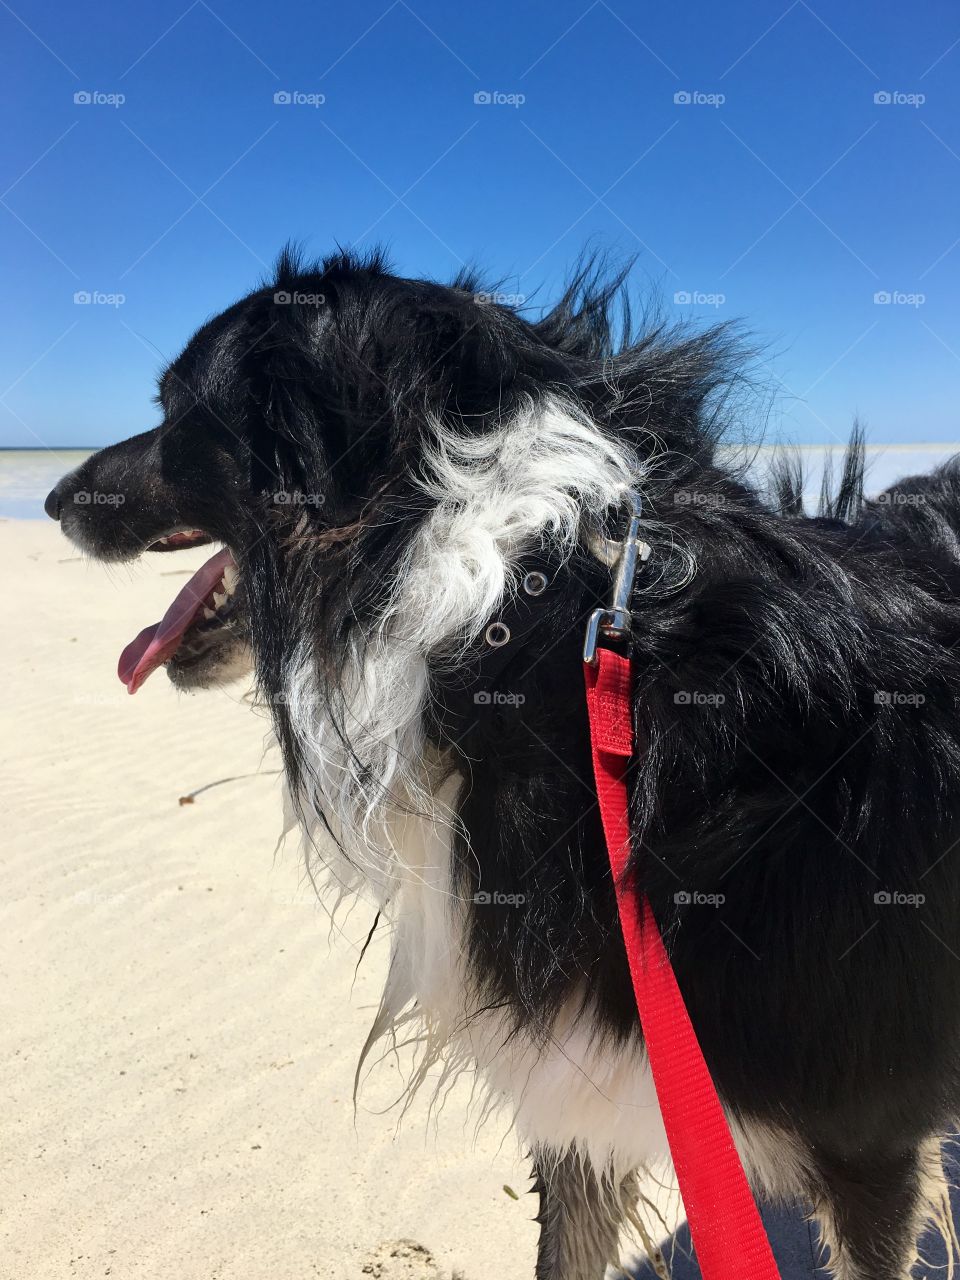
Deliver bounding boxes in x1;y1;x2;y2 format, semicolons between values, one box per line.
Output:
585;647;780;1280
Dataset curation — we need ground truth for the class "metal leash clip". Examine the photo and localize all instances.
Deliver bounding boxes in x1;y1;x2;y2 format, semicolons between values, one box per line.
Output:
583;489;651;665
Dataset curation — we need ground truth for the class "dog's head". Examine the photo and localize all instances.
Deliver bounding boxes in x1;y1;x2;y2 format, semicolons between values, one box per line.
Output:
49;250;589;693
47;249;732;850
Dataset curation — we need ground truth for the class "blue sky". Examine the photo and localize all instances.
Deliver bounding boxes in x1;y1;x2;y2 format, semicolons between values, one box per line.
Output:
1;0;958;448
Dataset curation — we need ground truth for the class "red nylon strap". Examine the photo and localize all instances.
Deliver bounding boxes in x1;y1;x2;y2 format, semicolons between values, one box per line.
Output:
584;648;780;1280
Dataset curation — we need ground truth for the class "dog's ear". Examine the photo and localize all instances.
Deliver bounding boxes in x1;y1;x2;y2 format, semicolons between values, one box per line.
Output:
394;292;521;422
250;277;529;503
322;277;525;433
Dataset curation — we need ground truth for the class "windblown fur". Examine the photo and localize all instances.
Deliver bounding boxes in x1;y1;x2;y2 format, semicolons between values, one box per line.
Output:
48;247;960;1280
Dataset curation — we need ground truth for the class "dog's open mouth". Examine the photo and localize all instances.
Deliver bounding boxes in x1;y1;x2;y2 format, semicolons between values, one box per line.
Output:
118;531;243;694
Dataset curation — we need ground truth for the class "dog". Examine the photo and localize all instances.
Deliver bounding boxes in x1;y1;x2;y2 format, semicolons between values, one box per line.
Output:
46;248;960;1280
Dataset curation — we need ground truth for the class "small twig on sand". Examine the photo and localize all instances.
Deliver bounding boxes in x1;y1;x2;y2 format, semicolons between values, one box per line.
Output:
177;768;282;805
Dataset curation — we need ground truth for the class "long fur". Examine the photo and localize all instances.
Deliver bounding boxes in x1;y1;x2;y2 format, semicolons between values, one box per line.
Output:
51;247;960;1279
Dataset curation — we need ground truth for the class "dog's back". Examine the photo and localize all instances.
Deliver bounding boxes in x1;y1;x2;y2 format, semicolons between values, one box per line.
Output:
867;456;960;562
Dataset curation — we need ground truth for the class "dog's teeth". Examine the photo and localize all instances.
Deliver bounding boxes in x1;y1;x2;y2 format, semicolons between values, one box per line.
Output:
212;590;227;610
202;607;216;620
222;565;238;594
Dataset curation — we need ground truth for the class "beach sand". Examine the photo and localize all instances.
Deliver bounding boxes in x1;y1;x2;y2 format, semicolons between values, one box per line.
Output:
0;519;551;1280
7;450;960;1279
2;518;685;1280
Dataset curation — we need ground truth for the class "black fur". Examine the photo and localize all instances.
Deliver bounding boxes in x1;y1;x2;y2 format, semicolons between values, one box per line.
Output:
47;248;960;1279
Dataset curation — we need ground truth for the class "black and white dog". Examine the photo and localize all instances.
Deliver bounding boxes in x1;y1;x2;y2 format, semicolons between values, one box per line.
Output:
46;249;960;1280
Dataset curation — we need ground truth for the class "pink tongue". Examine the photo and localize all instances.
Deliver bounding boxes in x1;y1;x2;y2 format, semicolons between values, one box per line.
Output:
118;547;236;694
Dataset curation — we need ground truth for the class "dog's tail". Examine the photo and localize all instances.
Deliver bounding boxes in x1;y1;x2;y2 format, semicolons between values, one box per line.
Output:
770;431;960;563
769;423;867;524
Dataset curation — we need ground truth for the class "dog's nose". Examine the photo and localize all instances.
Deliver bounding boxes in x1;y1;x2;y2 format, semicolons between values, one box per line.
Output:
44;486;62;520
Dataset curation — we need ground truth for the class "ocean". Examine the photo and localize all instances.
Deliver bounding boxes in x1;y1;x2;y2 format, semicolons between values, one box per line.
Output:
3;444;960;521
1;450;94;520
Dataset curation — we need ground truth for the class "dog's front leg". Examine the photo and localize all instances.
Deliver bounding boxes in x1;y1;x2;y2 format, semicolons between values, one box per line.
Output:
531;1146;637;1280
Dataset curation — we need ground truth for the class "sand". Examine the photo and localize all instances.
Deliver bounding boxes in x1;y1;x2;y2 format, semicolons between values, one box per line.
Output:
0;518;544;1280
9;446;960;1280
1;519;681;1280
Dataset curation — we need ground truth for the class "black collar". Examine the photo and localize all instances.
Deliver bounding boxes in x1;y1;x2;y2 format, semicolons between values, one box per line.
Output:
431;491;650;742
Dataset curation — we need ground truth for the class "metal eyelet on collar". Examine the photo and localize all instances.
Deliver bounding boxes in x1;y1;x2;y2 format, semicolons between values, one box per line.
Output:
522;570;549;597
484;621;511;648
